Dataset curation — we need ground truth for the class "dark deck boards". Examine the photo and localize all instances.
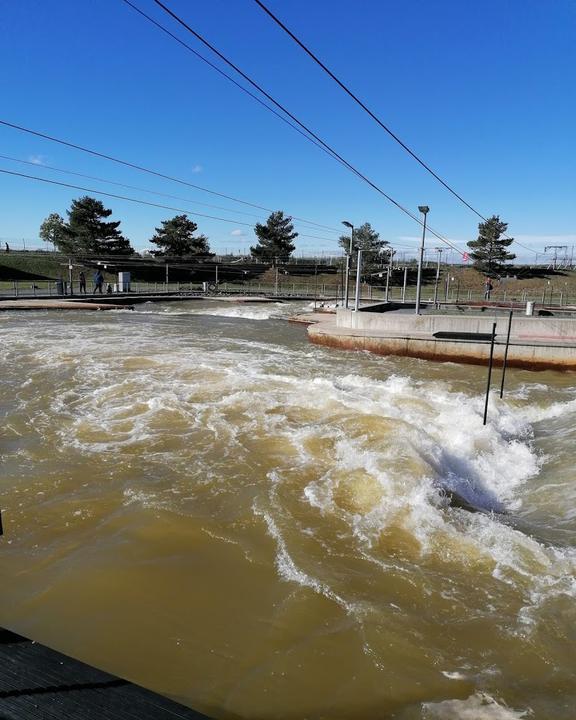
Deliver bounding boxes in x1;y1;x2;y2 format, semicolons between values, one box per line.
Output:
0;629;211;720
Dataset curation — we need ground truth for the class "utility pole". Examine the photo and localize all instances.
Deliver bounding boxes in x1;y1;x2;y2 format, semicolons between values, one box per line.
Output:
545;245;568;270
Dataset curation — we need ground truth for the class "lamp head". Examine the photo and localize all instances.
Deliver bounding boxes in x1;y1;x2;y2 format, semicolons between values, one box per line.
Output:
341;220;354;229
418;206;430;215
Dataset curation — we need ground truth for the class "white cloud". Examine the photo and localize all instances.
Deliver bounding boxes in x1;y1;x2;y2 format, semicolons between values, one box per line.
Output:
230;229;245;236
28;154;47;165
191;164;203;174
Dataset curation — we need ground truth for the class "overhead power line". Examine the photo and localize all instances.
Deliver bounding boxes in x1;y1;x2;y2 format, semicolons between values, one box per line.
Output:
119;0;344;169
0;119;338;234
251;0;537;257
0;153;327;232
0;168;337;242
136;0;467;257
253;0;487;220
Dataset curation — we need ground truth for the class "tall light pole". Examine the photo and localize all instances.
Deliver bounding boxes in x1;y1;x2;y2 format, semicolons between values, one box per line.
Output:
415;206;430;314
342;221;354;308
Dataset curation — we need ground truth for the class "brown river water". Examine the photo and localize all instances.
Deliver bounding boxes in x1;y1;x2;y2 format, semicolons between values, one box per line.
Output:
1;300;576;719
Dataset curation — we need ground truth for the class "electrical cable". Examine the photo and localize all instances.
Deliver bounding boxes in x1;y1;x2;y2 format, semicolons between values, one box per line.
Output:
242;1;534;257
137;0;469;257
253;0;486;220
0;167;337;242
0;120;338;234
0;153;336;234
251;0;537;258
119;0;344;169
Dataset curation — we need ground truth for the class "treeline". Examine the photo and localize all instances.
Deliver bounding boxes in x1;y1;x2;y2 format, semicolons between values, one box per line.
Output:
38;196;516;277
38;196;304;261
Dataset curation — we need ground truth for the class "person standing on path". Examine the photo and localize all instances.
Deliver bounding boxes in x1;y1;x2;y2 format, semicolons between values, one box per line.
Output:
93;269;104;294
78;271;86;294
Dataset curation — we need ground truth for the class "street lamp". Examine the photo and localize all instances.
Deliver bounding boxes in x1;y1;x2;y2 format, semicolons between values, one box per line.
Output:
342;220;354;308
415;206;430;314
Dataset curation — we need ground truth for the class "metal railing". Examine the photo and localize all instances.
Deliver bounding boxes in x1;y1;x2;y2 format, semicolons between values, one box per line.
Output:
1;278;576;308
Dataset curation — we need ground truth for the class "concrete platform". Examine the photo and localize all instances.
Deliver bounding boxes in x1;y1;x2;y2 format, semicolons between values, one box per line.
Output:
308;307;576;370
0;628;210;720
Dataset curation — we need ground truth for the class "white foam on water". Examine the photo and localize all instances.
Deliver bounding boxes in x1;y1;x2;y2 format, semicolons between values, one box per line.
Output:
4;311;576;647
133;300;310;320
423;692;530;719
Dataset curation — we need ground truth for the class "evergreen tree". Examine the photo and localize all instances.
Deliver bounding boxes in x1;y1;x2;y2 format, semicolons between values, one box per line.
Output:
66;196;133;255
338;222;390;271
149;215;211;256
250;211;298;262
39;213;71;252
467;215;515;277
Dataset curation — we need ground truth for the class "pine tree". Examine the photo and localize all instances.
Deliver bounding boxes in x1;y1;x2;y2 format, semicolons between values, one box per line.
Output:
250;211;298;262
66;196;133;255
467;215;515;277
149;215;211;256
338;222;390;272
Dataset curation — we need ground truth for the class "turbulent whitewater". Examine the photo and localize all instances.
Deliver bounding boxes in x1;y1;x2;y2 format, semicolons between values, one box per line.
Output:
1;299;575;719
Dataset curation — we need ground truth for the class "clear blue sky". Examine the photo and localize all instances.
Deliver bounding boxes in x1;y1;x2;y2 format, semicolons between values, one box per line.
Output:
0;0;574;262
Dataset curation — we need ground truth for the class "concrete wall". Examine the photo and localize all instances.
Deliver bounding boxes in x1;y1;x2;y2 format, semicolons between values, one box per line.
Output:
336;308;576;342
306;309;576;370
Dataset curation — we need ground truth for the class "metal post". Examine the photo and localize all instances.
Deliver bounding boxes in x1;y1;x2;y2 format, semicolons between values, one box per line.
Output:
275;266;279;296
385;265;391;302
402;266;408;303
68;258;73;296
354;249;362;311
499;311;513;399
215;263;218;289
314;264;318;309
165;262;169;288
433;249;442;306
415;206;429;314
483;322;497;426
342;225;354;309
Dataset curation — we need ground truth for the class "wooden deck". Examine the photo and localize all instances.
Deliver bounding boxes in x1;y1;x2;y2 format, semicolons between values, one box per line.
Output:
0;629;211;719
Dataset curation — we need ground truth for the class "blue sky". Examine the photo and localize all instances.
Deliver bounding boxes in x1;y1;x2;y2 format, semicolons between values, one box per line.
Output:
0;0;574;262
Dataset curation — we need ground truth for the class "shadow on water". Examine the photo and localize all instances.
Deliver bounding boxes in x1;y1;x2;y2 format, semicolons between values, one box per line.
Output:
444;489;575;548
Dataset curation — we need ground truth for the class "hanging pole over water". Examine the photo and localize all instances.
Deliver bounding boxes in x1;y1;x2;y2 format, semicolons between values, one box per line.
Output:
499;311;514;399
483;322;497;426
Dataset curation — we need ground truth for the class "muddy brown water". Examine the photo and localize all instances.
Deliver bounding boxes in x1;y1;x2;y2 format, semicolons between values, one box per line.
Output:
1;300;575;719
